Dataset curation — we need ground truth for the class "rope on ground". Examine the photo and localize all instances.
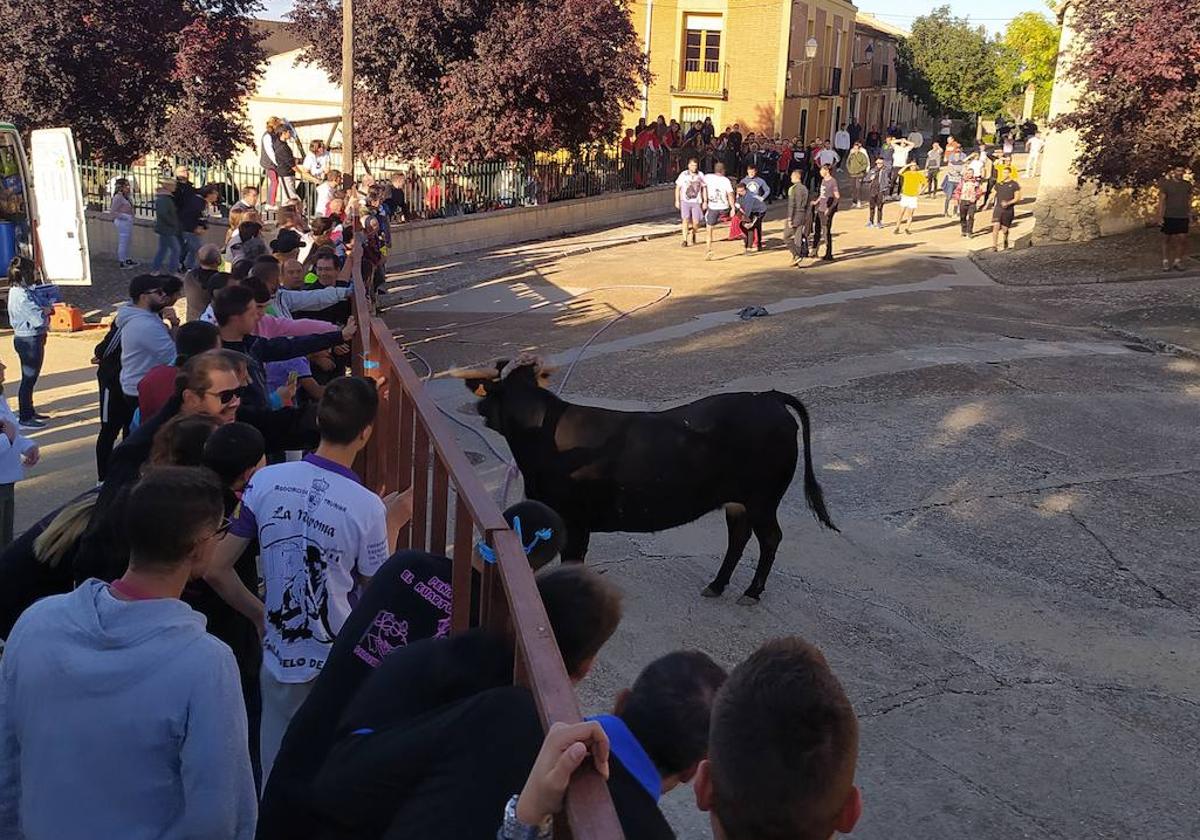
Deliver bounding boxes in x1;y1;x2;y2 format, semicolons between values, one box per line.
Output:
403;283;673;506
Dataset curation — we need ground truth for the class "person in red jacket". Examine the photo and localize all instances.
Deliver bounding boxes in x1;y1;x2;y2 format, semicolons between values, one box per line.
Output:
137;321;221;423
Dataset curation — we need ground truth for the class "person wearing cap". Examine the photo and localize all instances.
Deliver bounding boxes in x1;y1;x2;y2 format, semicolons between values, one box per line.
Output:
116;274;179;413
269;228;304;264
255;500;568;839
151;179;181;275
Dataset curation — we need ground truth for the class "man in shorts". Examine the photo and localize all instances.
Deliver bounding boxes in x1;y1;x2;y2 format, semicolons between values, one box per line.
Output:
990;167;1022;251
702;161;735;260
1159;167;1194;271
675;156;707;248
894;162;927;235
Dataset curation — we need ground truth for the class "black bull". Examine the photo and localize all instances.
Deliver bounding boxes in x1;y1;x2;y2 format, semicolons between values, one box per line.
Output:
455;361;838;603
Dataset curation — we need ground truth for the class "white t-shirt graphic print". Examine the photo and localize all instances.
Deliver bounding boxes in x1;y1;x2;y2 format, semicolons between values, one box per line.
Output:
703;174;734;211
676;170;706;204
231;454;390;683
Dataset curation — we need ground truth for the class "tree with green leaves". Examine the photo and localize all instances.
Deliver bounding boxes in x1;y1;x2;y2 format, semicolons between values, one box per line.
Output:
896;6;1007;123
994;11;1060;120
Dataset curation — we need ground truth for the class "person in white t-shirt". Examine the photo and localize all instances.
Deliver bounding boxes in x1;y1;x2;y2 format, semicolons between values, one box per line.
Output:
207;376;413;781
833;126;851;168
675;156;708;248
816;141;840;171
702;161;735;259
1024;133;1044;177
301;140;333;186
889;138;915;195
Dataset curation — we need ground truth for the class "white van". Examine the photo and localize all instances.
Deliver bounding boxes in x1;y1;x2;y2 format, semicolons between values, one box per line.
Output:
0;124;91;303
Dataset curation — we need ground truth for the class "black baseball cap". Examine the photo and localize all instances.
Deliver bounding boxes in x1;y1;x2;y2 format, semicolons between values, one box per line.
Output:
270;229;303;254
128;274;164;300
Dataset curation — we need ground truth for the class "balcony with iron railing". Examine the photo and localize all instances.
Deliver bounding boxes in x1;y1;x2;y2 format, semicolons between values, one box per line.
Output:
671;59;729;99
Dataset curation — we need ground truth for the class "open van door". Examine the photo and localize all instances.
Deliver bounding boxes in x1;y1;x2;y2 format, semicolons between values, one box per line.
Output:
29;127;91;286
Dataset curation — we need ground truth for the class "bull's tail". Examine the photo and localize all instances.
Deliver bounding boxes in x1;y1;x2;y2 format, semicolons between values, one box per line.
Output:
772;391;839;533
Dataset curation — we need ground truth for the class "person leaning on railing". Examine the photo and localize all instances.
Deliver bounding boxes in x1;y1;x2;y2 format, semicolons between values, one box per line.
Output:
497;651;727;840
508;637;863;840
302;564;624;840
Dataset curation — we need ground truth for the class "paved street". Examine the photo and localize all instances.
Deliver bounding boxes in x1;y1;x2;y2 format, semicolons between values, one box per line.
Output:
383;187;1200;839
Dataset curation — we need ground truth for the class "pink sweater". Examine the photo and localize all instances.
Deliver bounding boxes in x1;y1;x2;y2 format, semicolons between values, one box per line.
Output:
255;314;334;338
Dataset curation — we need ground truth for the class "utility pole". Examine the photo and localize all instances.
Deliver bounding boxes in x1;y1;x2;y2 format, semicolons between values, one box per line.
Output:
341;0;354;180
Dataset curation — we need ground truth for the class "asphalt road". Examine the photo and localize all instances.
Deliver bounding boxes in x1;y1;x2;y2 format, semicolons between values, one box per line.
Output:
393;197;1200;839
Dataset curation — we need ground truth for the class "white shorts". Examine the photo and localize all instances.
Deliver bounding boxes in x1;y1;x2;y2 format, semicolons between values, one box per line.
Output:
899;195;919;210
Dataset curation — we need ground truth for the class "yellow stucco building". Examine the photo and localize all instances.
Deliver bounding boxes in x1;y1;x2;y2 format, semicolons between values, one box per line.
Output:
627;0;857;141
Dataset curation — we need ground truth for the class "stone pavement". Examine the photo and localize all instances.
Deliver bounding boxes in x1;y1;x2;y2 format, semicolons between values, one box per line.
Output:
380;180;1200;840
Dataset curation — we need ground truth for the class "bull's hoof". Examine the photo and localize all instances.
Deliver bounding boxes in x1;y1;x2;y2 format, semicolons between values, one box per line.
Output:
736;593;762;606
701;584;725;598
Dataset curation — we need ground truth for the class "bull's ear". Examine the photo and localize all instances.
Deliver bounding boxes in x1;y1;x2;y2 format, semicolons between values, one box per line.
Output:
536;364;559;387
465;378;494;398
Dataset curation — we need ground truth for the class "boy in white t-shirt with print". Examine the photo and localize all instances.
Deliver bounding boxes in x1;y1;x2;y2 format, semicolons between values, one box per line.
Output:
207;375;412;781
675;156;708;248
702;161;735;259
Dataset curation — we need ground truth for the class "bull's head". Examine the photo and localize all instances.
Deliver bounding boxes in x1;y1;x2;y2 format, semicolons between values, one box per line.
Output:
448;354;556;433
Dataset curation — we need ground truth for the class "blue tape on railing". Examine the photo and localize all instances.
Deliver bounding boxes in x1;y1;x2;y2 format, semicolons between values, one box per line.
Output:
475;516;556;565
476;541;498;564
363;360;379;370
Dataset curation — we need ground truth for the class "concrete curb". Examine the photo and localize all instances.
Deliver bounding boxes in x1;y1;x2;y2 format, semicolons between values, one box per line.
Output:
969;249;1200;287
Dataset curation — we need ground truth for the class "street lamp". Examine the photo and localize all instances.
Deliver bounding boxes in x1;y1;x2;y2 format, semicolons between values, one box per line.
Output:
787;37;819;86
853;41;874;68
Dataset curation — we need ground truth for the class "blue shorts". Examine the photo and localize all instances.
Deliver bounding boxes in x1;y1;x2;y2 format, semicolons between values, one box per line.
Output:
680;202;703;224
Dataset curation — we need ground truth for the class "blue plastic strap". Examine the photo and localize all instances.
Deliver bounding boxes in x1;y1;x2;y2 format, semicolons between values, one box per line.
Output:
475;514;555;565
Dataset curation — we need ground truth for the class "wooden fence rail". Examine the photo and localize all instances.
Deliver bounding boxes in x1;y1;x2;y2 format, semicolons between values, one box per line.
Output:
350;283;623;839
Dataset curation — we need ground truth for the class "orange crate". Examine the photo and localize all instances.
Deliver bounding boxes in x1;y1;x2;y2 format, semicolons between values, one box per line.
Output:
50;303;85;332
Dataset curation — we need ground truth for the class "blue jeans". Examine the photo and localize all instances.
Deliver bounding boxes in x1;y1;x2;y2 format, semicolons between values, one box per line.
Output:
13;333;46;421
180;231;202;271
151;232;181;273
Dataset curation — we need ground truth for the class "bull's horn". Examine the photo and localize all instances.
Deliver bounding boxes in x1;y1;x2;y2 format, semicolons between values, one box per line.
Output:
446;365;500;380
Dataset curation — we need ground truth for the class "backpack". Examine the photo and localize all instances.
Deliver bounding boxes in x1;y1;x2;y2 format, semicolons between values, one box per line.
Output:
94;321;123;389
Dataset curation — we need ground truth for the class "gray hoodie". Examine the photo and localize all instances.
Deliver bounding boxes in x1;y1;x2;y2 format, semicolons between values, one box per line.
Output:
0;579;256;840
116;303;177;397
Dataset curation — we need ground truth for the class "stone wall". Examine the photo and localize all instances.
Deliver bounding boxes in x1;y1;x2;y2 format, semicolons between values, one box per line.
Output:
86;185;675;268
1031;1;1151;245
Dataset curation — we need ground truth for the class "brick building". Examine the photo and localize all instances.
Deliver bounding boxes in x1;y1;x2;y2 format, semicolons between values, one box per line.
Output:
850;13;931;136
627;0;856;141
